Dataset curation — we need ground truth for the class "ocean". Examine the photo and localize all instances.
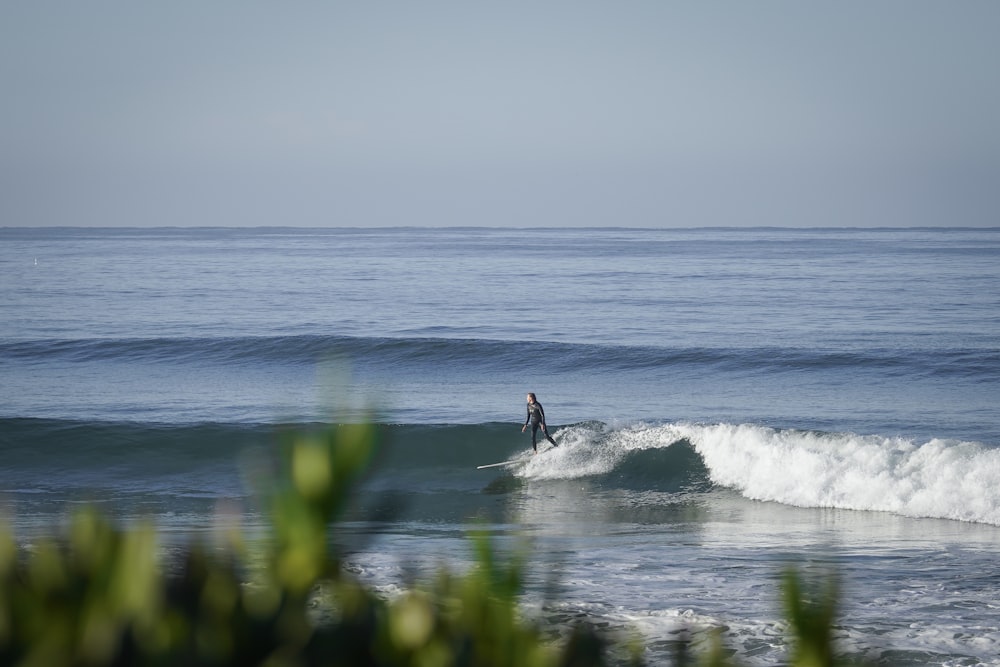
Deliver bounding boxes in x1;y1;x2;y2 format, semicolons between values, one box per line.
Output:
2;226;999;665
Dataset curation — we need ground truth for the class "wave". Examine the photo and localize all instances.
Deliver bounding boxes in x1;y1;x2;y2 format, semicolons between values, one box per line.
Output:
4;418;999;526
494;421;1000;526
2;334;995;380
536;421;1000;526
675;422;1000;526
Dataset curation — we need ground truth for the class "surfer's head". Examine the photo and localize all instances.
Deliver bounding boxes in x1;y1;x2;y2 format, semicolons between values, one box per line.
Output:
526;392;537;404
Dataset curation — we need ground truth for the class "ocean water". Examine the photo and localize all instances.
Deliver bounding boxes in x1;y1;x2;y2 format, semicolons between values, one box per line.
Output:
2;226;999;665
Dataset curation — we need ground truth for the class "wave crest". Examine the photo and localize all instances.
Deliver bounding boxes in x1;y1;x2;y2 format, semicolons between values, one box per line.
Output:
674;422;1000;526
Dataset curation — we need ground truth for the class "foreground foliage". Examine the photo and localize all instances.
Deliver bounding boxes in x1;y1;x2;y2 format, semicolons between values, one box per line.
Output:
0;422;849;666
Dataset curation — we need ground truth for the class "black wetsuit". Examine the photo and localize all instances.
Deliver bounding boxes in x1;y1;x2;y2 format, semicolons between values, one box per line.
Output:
525;401;558;451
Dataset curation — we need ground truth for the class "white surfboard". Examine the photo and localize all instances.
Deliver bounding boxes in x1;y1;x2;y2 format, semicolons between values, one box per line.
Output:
477;445;555;469
476;458;528;470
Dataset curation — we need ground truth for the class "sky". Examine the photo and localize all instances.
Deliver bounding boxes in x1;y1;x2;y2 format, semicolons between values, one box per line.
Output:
2;2;998;228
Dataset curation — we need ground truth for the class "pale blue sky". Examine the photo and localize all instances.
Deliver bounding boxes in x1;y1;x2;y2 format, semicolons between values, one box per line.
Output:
2;2;998;227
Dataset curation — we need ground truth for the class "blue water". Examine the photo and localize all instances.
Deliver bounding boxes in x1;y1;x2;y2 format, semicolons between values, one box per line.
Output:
2;226;1000;665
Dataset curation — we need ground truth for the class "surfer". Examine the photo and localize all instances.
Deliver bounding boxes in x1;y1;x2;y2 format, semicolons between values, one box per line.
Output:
521;392;558;453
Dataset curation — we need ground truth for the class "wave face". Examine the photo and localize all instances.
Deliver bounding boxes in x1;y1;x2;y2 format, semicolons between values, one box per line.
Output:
5;418;999;527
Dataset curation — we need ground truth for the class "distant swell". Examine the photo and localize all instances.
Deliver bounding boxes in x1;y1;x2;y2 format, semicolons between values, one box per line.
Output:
2;335;994;380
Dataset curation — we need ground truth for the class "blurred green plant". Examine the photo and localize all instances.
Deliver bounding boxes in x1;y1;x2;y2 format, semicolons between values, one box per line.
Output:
0;420;854;666
782;568;842;667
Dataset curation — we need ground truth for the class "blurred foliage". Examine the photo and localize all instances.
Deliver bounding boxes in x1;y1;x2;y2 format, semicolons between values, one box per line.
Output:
0;421;855;666
782;568;842;667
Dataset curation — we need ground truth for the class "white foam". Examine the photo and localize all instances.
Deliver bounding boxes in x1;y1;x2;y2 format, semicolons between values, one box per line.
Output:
516;422;676;481
675;422;1000;526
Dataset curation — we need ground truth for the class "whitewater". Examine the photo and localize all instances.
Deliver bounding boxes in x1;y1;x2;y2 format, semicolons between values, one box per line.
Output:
2;226;999;665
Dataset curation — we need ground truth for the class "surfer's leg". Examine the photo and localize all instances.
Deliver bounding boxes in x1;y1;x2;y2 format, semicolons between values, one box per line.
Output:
542;425;558;446
530;423;539;452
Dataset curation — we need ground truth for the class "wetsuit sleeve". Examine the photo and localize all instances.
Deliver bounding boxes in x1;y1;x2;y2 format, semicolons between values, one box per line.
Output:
538;403;546;423
525;405;531;425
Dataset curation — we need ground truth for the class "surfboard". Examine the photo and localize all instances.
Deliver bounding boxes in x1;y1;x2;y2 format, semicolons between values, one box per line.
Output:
476;457;527;470
477;444;556;469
